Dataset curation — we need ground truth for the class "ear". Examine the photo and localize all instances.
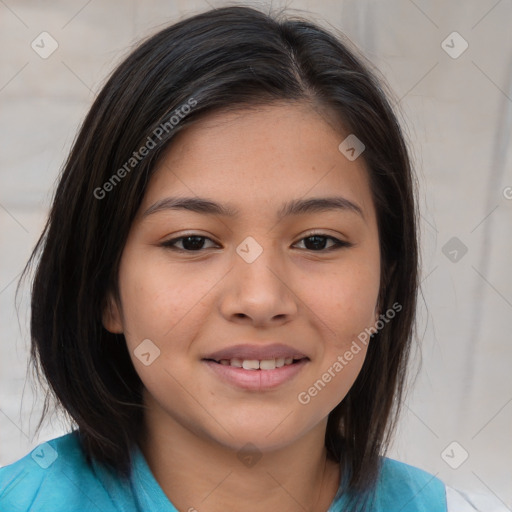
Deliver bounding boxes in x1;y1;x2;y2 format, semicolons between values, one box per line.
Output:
102;290;124;334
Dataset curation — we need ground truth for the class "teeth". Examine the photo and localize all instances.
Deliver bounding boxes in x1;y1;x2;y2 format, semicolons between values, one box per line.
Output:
216;357;300;370
242;359;260;370
260;359;276;370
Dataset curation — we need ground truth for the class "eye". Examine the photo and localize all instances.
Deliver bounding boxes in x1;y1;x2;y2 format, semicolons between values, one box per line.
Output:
160;233;352;253
293;234;352;252
160;235;218;252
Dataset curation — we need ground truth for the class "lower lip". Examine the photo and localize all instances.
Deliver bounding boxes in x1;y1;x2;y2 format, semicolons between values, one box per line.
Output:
203;359;308;391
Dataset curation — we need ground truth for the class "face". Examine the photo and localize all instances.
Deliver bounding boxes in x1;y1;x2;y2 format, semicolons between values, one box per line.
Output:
103;102;381;453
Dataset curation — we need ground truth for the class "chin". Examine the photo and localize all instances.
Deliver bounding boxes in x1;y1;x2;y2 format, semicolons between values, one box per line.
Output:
202;412;319;454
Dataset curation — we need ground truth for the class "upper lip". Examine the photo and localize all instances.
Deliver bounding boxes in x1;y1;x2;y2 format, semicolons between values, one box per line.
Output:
203;343;309;362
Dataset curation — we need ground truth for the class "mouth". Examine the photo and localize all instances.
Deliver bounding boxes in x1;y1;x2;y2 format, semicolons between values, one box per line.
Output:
203;343;309;365
201;344;310;391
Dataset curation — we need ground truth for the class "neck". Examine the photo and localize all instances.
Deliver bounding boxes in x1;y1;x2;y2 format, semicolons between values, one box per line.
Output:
139;402;341;512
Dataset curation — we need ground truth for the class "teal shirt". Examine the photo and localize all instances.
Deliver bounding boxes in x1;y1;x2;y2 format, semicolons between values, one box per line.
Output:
0;431;446;511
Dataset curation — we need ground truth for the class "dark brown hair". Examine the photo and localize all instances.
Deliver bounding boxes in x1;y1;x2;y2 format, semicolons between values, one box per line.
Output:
19;4;418;501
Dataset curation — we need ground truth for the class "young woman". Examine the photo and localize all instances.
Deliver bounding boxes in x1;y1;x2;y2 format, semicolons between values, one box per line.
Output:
0;5;500;511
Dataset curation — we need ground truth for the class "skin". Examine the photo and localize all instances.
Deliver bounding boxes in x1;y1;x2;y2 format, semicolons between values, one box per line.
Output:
103;102;381;511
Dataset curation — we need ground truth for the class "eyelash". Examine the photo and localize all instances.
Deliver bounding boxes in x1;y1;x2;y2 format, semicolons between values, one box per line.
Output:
160;233;352;253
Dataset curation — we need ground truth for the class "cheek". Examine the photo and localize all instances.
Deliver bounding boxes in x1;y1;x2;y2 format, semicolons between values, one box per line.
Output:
296;335;369;419
293;256;379;412
303;257;380;345
116;250;208;346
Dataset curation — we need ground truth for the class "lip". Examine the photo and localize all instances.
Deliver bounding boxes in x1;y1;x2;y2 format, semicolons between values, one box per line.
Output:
202;343;310;391
203;358;309;391
203;343;308;361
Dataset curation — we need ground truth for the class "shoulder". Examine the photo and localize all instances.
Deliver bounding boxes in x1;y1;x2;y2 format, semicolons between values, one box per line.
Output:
0;431;116;512
374;459;509;512
373;457;447;511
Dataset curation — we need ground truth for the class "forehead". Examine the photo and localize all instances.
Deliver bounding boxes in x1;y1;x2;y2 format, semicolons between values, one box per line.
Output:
139;102;376;224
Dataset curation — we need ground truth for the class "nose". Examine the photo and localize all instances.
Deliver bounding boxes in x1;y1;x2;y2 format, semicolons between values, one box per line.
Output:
219;243;298;327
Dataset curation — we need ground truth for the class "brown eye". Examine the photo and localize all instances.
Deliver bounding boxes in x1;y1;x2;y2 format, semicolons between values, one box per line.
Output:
161;235;218;251
294;234;352;252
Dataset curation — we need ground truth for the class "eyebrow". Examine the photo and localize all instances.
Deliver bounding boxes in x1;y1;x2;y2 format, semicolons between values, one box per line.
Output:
142;195;364;220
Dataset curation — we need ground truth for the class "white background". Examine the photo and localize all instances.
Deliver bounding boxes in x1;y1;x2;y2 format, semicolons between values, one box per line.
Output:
0;0;511;508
